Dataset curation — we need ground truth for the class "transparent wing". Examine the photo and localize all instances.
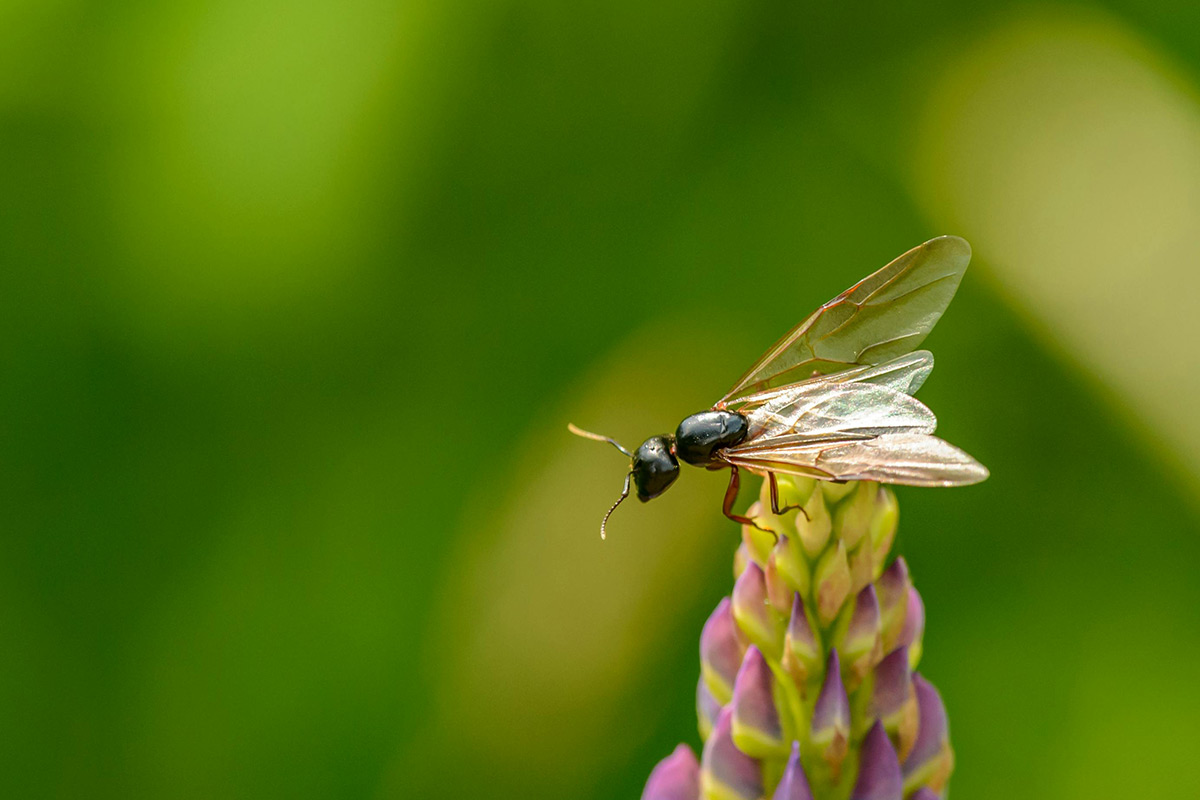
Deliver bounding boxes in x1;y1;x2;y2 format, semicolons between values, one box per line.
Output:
733;376;938;449
723;433;989;487
733;351;934;413
722;361;987;487
719;236;970;405
834;350;934;396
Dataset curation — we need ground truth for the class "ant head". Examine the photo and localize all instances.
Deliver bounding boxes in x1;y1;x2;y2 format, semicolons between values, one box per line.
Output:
567;424;679;538
631;435;680;502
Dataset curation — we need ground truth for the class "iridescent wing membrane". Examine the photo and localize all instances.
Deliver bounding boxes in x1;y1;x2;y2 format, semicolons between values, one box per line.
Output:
716;237;987;487
718;236;972;406
720;356;987;486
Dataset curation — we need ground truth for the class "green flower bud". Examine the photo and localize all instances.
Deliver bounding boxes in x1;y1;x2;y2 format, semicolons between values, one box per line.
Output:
814;540;851;628
765;554;795;615
768;474;817;510
868;489;899;572
771;534;809;599
732;563;786;660
833;481;878;550
847;539;876;595
742;502;776;565
795;487;833;559
820;480;856;504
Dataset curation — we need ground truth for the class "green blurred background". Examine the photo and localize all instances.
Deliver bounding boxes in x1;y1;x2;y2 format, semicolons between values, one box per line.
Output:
4;1;1200;798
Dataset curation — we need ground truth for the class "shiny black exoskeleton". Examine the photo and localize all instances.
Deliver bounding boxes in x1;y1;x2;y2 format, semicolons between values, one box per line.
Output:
631;435;678;501
630;410;749;502
674;410;749;467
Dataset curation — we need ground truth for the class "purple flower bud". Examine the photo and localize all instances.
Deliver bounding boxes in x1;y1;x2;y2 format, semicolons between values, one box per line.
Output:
850;721;904;800
772;741;814;800
783;593;822;690
871;647;919;760
697;677;722;741
898;587;925;668
642;744;700;800
880;554;909;586
840;584;881;689
733;562;785;659
904;674;950;781
877;558;908;597
811;649;849;775
812;649;849;736
731;646;785;756
877;558;910;652
702;707;763;800
871;646;910;722
701;597;746;703
898;587;924;647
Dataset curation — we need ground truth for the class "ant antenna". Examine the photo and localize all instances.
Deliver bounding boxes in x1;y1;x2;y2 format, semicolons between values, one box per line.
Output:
567;423;632;458
600;472;632;540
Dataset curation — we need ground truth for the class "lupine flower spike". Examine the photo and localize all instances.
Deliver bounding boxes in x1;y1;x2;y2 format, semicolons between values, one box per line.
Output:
641;476;957;800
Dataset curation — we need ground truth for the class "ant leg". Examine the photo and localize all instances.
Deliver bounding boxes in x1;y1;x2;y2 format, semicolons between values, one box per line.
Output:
721;465;755;526
768;472;810;520
722;465;776;539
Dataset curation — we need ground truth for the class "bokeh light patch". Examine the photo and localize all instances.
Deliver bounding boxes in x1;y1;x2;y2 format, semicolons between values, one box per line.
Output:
914;9;1200;485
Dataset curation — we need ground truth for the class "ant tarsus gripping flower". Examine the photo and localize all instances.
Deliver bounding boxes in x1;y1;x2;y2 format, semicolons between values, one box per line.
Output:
642;476;955;800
